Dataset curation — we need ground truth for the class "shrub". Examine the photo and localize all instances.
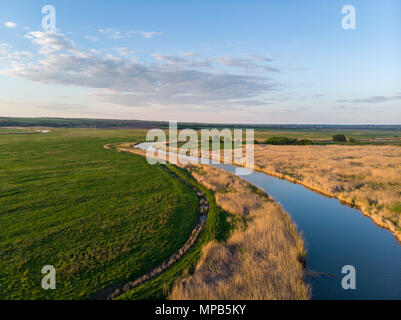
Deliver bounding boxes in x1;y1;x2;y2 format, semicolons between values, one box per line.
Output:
264;137;298;145
296;139;313;145
332;134;347;142
391;202;401;214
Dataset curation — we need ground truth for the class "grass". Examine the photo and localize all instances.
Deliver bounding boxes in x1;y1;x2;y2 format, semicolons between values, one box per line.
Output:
254;128;401;139
391;202;401;214
160;129;401;148
0;128;34;134
3;124;398;299
113;143;307;299
254;129;401;145
115;163;226;300
0;128;198;299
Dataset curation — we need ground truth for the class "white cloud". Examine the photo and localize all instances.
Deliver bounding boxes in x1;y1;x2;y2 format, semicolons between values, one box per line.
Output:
98;28;123;39
37;103;88;110
152;53;212;68
24;31;91;58
85;36;99;42
217;55;279;73
98;28;163;39
0;41;33;61
0;31;277;109
114;47;135;57
4;21;17;28
25;31;76;55
337;94;401;104
127;30;163;39
152;53;279;73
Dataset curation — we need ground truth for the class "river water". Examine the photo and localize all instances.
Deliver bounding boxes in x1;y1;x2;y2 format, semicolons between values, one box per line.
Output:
136;143;401;299
216;164;401;300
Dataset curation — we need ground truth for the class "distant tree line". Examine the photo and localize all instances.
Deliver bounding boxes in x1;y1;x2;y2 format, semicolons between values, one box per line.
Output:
256;135;359;145
332;134;357;143
257;137;314;145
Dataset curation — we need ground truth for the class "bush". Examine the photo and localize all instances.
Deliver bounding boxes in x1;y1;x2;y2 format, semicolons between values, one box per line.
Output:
264;137;298;145
296;139;313;145
391;202;401;214
348;137;357;143
333;134;347;142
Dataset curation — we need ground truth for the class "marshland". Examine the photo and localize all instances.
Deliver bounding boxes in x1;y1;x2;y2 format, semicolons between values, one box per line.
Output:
1;123;401;300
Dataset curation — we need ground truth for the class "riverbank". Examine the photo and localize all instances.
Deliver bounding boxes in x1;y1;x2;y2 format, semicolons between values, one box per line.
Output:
222;162;401;299
170;164;309;299
153;142;401;242
103;144;224;299
111;142;309;299
248;145;401;242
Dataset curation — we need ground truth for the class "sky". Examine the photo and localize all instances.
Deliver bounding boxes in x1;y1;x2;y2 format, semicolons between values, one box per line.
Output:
0;0;400;124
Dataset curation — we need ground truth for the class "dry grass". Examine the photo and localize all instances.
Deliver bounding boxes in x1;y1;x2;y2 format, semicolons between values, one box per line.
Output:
250;145;401;240
170;165;309;300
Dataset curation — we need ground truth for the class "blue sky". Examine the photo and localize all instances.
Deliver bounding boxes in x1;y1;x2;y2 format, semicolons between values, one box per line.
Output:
0;0;400;124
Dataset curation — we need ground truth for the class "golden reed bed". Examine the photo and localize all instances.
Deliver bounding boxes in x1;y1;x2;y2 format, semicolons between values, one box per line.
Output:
114;142;401;241
251;145;401;241
170;165;309;300
152;142;401;241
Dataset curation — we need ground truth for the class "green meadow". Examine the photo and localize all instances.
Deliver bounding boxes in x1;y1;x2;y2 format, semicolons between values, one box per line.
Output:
253;128;401;144
0;129;199;299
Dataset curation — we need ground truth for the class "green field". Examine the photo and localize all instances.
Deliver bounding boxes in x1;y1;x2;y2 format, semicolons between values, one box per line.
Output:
0;128;200;299
0;128;34;134
116;163;230;299
253;128;401;144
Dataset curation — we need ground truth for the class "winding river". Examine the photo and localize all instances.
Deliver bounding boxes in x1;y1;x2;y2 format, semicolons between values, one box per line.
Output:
136;143;401;299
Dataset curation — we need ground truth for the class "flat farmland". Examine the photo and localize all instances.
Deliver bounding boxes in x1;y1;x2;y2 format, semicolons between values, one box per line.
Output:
0;129;198;299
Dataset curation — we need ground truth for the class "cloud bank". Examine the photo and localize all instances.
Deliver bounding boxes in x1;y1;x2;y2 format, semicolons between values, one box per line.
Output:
0;31;278;108
4;21;17;28
337;94;401;104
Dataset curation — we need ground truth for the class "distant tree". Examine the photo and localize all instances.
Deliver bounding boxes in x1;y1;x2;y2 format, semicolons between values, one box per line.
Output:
296;139;313;145
332;134;347;142
264;137;298;145
348;137;357;143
